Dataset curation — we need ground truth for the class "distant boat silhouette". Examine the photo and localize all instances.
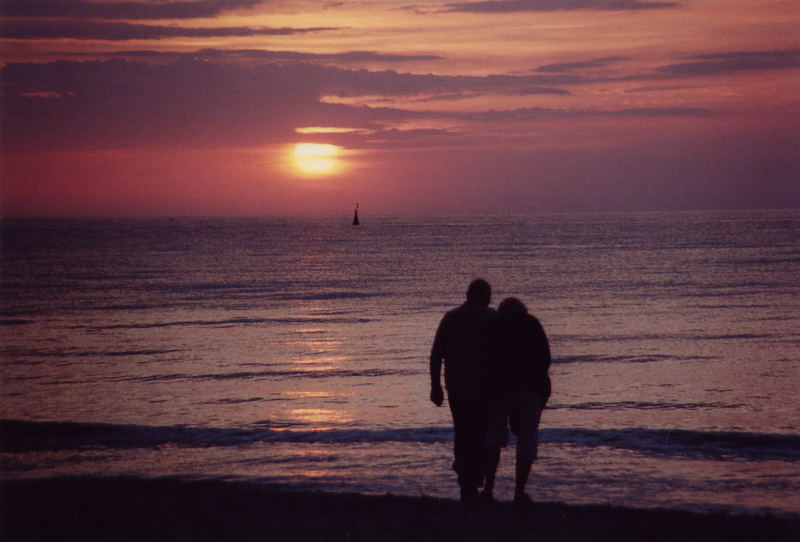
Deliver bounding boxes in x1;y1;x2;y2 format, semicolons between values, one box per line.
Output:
352;203;360;226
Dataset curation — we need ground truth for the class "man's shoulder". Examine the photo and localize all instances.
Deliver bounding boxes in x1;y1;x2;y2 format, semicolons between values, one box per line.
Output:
437;306;462;330
442;303;493;322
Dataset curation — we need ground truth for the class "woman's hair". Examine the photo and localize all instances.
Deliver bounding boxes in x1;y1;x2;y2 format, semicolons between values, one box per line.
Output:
497;296;527;316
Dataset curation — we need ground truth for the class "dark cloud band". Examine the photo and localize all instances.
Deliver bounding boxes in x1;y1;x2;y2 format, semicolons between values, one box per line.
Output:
51;48;445;64
0;0;261;20
659;49;800;76
445;0;679;13
2;20;335;41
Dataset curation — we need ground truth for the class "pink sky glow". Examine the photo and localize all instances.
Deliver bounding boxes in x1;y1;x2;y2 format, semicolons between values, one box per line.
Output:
1;0;798;216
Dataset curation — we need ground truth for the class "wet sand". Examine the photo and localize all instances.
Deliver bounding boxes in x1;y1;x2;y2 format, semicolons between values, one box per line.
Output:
2;477;797;541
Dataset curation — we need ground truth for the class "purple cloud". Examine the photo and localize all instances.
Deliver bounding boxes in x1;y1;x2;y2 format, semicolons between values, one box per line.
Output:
57;48;444;64
0;0;261;20
2;20;336;41
441;106;710;122
444;0;679;13
658;49;800;76
536;56;631;73
315;69;579;96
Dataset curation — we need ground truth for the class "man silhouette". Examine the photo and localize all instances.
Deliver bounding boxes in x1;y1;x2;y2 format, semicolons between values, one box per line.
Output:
430;278;495;502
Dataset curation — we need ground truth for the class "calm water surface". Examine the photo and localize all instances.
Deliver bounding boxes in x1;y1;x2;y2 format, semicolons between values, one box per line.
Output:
1;211;799;516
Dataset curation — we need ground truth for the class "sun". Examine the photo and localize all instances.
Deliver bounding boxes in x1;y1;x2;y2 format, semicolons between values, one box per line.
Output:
293;143;341;175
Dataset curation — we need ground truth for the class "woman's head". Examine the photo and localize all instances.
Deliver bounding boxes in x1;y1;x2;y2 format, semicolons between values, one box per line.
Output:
498;297;527;317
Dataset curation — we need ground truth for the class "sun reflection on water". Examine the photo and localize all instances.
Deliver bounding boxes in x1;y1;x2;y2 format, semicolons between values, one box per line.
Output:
283;329;346;372
283;390;334;398
290;357;342;371
289;408;352;430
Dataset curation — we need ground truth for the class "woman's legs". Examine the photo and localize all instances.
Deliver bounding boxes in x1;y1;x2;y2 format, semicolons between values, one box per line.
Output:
514;456;533;502
482;446;501;499
513;392;543;502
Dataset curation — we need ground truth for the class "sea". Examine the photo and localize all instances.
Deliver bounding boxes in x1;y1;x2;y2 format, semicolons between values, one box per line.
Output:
1;210;799;517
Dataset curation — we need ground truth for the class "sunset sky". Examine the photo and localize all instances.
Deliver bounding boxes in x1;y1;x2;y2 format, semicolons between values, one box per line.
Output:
1;0;798;216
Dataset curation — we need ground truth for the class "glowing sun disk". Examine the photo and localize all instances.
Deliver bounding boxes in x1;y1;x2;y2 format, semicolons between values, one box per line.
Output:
293;143;340;174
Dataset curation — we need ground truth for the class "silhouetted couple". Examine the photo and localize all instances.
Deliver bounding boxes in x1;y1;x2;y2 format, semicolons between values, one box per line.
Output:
430;279;551;504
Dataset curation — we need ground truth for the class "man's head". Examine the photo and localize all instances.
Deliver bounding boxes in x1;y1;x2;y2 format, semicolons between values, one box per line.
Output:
466;278;491;306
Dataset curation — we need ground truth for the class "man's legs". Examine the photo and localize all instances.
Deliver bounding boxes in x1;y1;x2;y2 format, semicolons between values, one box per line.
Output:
482;396;511;501
448;393;486;501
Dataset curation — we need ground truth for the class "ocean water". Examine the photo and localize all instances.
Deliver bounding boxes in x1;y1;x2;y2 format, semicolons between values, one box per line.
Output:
1;210;799;517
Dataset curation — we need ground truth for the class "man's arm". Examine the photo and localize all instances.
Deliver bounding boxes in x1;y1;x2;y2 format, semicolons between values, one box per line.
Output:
429;320;445;406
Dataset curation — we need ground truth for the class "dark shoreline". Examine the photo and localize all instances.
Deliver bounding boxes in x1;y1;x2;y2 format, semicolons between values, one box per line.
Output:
2;477;797;541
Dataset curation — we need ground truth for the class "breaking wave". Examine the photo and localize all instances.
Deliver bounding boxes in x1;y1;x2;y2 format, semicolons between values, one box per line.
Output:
3;420;798;462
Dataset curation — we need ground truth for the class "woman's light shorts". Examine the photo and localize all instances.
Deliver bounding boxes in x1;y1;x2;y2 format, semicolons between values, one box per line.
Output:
485;390;544;461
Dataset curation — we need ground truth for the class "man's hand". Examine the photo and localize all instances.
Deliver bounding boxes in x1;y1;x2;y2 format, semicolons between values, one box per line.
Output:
430;383;444;407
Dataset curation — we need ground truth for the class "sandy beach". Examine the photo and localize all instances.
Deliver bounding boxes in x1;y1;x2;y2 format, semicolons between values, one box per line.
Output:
2;477;797;541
